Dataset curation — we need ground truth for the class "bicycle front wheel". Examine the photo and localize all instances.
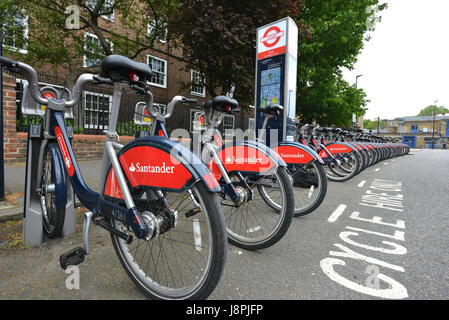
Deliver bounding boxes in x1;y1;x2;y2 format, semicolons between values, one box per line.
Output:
107;182;227;300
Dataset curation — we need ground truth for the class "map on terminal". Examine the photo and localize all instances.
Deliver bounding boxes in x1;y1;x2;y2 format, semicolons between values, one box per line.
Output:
260;67;281;107
261;68;281;86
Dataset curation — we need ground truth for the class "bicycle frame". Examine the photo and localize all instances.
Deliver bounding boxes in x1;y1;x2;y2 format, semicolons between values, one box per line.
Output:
41;83;149;240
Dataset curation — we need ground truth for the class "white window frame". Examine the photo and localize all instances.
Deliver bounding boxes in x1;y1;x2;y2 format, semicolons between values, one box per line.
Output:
223;114;235;131
147;55;167;88
86;0;115;22
3;14;28;54
83;32;113;67
190;69;206;97
83;91;113;129
147;18;167;43
153;103;166;115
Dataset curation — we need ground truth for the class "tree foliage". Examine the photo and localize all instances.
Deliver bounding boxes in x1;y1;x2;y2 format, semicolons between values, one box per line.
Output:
364;118;385;130
170;0;306;106
417;105;449;117
296;0;387;126
1;0;177;86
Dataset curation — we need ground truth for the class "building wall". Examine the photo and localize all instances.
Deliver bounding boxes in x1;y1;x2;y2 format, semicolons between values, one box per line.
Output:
385;117;449;149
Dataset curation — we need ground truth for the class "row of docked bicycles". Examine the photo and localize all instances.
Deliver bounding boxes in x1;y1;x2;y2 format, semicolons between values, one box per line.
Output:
0;54;409;300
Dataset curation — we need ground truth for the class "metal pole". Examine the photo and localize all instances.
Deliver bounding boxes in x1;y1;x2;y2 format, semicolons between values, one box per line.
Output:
432;101;437;150
0;28;5;201
377;117;380;134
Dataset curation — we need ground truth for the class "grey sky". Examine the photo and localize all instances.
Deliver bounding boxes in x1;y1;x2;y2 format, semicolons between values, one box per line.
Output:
343;0;449;120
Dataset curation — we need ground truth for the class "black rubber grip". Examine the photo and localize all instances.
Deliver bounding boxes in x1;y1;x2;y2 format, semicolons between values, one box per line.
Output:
184;98;197;104
0;56;19;68
93;75;114;85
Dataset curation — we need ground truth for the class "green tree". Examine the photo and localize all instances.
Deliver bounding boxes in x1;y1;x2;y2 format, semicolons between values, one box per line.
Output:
170;0;306;106
1;0;178;86
364;118;385;130
417;105;449;117
296;0;387;126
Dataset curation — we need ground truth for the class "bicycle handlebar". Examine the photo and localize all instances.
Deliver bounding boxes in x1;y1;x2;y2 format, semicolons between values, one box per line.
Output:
146;95;197;120
1;57;95;107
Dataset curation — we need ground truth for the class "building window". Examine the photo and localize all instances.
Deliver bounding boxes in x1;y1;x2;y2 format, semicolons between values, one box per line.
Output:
153;103;166;115
147;55;167;88
84;32;113;67
410;124;418;133
190;70;206;97
86;0;115;21
223;114;235;131
147;18;167;43
83;91;112;129
3;15;28;54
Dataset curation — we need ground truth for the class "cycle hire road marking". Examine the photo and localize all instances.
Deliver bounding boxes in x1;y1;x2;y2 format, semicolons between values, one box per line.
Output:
320;178;408;299
328;204;347;223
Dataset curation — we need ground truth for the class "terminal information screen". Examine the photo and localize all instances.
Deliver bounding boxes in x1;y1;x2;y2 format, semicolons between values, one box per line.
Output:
260;67;281;108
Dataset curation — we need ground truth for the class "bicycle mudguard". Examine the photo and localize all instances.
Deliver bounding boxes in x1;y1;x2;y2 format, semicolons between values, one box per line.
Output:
207;140;285;181
318;142;358;158
272;141;325;165
47;141;67;207
104;136;220;198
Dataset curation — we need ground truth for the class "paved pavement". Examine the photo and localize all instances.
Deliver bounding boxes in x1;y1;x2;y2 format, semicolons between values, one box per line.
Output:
0;150;448;300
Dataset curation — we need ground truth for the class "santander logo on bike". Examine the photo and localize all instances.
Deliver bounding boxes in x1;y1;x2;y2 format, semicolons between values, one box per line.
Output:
280;153;305;159
225;155;263;164
128;162;175;174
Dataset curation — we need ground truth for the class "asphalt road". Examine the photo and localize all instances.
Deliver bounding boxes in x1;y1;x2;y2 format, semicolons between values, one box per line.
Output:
0;149;448;300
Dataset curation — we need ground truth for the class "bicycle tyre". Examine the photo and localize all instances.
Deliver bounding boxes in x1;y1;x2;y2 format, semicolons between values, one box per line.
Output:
41;144;65;238
224;166;294;250
291;161;328;217
108;182;227;300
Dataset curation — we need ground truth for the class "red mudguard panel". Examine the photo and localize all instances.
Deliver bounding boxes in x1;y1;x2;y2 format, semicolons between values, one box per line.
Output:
208;145;276;180
104;146;193;198
325;144;354;154
272;145;315;164
319;143;354;158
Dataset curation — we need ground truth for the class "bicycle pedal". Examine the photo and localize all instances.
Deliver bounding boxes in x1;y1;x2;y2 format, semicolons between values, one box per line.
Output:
185;207;201;218
59;247;86;270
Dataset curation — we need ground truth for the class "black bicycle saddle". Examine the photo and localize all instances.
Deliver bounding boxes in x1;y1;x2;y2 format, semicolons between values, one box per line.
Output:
202;96;239;113
257;104;283;116
100;55;153;84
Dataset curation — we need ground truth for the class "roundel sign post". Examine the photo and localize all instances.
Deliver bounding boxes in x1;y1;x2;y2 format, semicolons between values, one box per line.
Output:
255;17;298;146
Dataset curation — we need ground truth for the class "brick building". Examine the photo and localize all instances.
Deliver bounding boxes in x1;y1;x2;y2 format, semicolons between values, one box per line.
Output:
1;5;255;163
382;115;449;149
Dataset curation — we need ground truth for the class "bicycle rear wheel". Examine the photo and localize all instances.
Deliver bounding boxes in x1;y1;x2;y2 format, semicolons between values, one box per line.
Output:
107;182;227;300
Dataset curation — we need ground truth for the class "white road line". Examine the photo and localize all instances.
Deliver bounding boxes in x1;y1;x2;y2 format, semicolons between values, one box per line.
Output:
384;163;389;165
358;180;367;188
375;168;380;172
328;204;347;223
